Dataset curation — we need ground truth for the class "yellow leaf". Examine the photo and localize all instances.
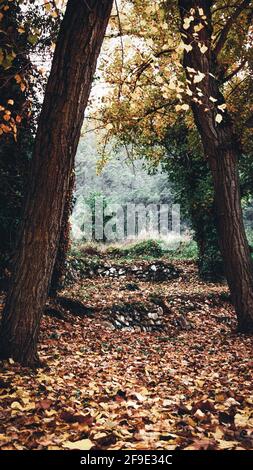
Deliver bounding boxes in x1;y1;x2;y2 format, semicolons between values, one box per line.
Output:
183;16;194;30
186;67;196;74
10;401;23;411
199;44;208;54
63;439;93;450
218;103;227;112
168;80;177;90
194;24;204;33
183;43;193;53
215;114;223;123
181;103;190;111
193;72;205;83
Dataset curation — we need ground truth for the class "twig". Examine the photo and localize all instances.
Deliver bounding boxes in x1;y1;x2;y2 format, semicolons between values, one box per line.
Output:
114;0;125;101
82;0;92;11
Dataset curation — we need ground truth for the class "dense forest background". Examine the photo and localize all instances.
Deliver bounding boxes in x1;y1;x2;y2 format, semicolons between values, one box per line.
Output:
72;131;175;242
72;131;253;247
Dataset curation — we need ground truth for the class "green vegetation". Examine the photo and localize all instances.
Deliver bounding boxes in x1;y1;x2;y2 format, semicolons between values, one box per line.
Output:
107;239;164;259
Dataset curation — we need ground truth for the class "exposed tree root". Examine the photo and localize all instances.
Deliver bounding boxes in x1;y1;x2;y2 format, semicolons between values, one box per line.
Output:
44;296;95;322
56;296;95;317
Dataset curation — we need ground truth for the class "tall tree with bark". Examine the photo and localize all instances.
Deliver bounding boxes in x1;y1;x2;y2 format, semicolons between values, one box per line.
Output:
177;0;253;332
90;0;253;288
0;0;113;366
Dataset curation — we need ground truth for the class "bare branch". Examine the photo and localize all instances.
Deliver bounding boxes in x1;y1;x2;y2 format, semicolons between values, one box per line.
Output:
115;0;125;101
82;0;92;11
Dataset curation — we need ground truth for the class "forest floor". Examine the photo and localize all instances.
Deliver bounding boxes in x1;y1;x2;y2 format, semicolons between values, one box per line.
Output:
0;260;253;450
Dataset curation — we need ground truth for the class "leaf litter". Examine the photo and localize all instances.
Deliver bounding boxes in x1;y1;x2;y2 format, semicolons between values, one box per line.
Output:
0;261;252;450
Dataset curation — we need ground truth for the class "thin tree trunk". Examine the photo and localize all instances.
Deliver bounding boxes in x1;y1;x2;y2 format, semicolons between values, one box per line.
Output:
49;170;75;297
163;124;224;282
191;205;224;282
178;0;253;332
0;0;113;366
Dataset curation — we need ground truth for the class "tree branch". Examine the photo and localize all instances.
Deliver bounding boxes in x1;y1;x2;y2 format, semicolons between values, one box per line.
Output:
222;59;247;83
115;0;125;101
213;0;252;57
129;48;173;93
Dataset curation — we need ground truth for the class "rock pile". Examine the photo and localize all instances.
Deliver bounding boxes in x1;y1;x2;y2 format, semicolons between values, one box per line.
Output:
103;262;179;282
102;300;193;332
66;258;180;285
103;302;165;332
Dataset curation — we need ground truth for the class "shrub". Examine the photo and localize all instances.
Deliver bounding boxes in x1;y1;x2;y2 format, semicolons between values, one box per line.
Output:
107;239;164;259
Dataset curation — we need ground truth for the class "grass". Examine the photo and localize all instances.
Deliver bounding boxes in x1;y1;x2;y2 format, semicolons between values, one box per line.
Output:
168;240;198;260
70;237;199;263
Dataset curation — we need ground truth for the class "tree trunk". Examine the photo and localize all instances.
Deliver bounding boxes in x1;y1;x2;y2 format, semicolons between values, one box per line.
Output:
49;170;75;297
191;205;224;282
0;0;113;366
178;0;253;332
163;124;224;282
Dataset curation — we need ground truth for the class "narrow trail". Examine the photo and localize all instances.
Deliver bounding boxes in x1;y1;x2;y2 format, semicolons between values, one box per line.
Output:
0;262;252;450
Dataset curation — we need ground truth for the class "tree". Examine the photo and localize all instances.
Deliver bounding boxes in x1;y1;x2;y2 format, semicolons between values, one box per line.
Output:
92;0;253;331
0;0;113;366
177;0;253;331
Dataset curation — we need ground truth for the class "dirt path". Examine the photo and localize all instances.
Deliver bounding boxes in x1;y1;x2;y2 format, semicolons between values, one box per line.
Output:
0;262;252;450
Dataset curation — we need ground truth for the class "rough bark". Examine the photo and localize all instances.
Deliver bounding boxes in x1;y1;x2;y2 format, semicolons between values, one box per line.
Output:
178;0;253;332
0;0;113;366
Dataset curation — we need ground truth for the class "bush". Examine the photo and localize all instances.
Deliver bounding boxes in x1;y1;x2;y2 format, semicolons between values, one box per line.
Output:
107;239;164;259
71;242;103;258
126;240;164;257
170;240;198;260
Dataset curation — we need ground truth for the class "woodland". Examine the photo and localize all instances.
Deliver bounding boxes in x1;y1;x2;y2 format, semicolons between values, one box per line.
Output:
0;0;253;453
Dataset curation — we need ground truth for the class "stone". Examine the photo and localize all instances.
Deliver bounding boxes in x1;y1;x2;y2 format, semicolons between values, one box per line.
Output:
148;312;159;321
109;267;117;274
